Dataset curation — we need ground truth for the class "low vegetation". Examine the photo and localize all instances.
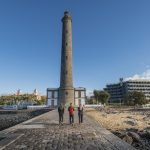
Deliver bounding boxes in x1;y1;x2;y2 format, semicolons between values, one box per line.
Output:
0;94;46;105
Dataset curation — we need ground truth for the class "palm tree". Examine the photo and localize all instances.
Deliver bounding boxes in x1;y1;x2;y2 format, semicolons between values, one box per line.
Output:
93;90;100;104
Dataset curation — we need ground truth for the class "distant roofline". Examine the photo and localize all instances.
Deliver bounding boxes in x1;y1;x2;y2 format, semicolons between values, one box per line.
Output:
126;79;150;82
106;79;150;86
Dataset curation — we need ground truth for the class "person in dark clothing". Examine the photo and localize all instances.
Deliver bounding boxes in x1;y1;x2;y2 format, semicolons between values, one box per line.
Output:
68;103;75;125
78;104;84;124
58;104;64;125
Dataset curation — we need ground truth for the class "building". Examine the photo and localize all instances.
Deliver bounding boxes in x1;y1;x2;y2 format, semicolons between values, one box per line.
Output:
47;87;86;107
33;89;41;100
47;11;86;107
16;89;21;96
104;78;150;103
15;89;42;101
74;87;86;106
47;88;58;107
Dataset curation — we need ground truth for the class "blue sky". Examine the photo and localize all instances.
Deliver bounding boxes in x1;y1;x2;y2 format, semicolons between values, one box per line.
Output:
0;0;150;95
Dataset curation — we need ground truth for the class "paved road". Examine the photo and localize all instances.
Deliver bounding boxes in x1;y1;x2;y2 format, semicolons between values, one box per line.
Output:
0;109;136;150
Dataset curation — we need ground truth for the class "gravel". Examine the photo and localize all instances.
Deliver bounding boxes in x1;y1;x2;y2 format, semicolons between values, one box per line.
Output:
0;109;52;131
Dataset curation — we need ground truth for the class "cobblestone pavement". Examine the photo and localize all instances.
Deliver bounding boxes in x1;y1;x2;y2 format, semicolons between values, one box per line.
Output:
0;109;136;150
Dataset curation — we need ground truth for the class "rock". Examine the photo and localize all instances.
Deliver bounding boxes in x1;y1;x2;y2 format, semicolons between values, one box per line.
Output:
127;131;141;142
122;134;133;145
132;142;141;148
138;131;147;138
143;117;149;121
146;130;150;138
113;131;126;139
127;116;132;119
124;120;137;126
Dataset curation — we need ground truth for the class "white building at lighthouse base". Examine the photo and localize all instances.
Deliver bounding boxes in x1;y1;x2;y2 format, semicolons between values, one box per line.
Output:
47;87;86;107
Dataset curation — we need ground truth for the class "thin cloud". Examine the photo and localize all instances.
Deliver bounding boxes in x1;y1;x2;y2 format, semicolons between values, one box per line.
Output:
125;69;150;81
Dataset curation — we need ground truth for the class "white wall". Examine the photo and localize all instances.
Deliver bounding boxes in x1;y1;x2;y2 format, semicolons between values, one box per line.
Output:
47;99;51;106
75;98;79;106
54;91;58;98
81;98;85;105
75;91;78;98
81;91;85;97
47;98;58;106
54;99;57;106
75;98;85;106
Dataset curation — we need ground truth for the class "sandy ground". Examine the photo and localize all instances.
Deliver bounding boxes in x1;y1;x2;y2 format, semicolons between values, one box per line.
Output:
85;107;150;132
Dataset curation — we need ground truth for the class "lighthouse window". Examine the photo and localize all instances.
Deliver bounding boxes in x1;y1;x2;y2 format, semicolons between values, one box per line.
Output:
65;71;68;74
66;43;68;46
66;30;68;33
66;92;68;95
66;56;68;60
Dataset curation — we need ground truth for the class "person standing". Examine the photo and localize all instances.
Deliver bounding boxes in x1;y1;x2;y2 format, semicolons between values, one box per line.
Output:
68;103;75;125
58;104;64;125
78;104;84;124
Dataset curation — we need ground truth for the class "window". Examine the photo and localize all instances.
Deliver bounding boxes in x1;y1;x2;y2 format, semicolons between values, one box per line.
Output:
66;43;68;46
65;71;68;74
78;91;81;98
66;92;68;95
66;56;68;60
52;91;54;98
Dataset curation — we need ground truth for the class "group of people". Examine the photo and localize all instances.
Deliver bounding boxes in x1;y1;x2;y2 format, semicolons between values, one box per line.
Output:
58;103;84;125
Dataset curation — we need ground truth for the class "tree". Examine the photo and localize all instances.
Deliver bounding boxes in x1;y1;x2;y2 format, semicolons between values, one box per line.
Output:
123;91;148;106
93;90;100;104
40;96;47;105
99;91;110;104
123;93;131;105
87;96;97;104
93;90;110;105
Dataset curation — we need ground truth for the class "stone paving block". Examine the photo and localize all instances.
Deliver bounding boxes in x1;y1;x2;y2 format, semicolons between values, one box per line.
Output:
0;109;136;150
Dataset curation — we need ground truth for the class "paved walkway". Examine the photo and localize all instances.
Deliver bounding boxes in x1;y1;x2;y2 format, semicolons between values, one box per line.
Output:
0;109;136;150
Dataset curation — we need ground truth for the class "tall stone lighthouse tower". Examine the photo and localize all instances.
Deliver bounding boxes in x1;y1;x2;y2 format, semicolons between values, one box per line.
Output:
59;11;74;105
47;11;86;108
